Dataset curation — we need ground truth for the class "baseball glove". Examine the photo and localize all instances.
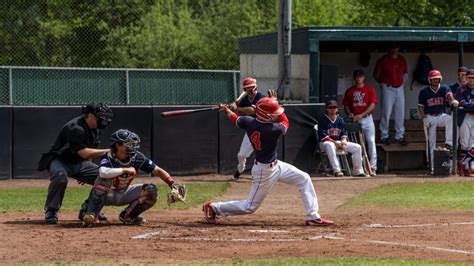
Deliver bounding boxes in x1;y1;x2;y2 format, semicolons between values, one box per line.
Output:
167;183;186;206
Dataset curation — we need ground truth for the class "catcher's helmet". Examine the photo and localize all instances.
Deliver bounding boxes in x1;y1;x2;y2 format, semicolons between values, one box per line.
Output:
110;129;140;157
84;103;113;129
255;97;284;122
428;70;442;82
242;77;257;93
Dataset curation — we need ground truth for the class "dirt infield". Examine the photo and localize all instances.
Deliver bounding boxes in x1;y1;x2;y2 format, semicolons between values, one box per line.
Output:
0;174;473;264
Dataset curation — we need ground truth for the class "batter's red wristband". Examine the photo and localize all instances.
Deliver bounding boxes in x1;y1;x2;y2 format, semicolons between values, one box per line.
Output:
163;176;174;187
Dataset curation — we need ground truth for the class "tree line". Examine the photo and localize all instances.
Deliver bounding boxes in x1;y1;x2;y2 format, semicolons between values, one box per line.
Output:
1;0;472;69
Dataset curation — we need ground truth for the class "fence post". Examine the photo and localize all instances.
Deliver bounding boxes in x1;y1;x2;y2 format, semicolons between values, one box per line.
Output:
233;71;238;99
125;69;130;105
8;67;13;105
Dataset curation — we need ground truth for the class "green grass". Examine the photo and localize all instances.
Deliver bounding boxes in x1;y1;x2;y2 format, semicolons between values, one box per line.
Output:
340;181;474;210
0;183;230;212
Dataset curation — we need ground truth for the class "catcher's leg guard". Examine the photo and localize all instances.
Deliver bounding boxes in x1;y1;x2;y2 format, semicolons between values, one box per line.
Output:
85;180;111;218
120;183;157;224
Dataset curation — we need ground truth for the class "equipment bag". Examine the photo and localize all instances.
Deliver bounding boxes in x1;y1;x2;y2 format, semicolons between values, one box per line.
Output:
410;53;434;90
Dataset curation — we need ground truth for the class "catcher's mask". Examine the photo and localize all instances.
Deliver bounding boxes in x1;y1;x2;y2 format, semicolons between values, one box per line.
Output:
84;103;113;129
110;129;141;159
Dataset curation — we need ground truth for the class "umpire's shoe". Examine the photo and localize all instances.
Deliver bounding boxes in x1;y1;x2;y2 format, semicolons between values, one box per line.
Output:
232;171;241;181
45;209;58;224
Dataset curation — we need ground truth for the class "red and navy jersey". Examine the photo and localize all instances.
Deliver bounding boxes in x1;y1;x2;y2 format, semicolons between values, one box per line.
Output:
318;115;348;142
456;86;474;113
237;92;265;108
418;85;453;115
99;151;156;190
236;115;287;163
450;82;467;95
342;84;378;115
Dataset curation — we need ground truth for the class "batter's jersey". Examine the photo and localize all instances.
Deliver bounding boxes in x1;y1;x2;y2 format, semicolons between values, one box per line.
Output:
318;115;348;142
342;84;378;115
99;151;157;190
418;85;452;115
236;116;286;163
238;92;265;108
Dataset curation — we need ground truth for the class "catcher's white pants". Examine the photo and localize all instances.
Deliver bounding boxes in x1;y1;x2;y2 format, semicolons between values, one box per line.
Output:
359;115;377;170
425;114;453;170
460;115;474;150
380;84;405;140
237;134;254;173
104;184;143;206
320;141;364;175
212;160;321;220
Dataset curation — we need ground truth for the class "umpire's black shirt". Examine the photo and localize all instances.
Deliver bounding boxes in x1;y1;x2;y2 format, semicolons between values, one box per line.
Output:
49;116;101;164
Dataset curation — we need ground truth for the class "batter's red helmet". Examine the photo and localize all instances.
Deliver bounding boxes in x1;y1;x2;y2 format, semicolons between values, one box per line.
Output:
428;70;442;82
242;77;257;93
255;97;284;122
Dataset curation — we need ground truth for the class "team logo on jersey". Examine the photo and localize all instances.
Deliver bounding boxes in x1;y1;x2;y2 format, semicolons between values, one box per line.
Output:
100;158;108;165
427;97;444;107
353;91;367;107
327;127;342;137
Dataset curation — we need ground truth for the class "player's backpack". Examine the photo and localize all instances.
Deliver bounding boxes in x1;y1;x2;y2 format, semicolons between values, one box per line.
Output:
410;53;434;90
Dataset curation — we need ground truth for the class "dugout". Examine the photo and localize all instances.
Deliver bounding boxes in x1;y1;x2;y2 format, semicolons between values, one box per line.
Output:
240;26;474;171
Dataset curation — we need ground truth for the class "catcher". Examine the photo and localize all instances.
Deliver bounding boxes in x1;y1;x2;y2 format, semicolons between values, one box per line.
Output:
80;129;186;226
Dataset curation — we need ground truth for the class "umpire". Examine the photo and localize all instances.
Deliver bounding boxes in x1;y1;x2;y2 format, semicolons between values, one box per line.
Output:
37;103;113;224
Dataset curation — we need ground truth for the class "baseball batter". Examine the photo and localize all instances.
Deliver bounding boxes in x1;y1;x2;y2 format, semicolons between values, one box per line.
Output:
319;100;365;177
203;96;334;226
456;69;474;154
417;70;458;172
80;129;178;225
343;69;378;175
373;44;408;145
230;77;265;180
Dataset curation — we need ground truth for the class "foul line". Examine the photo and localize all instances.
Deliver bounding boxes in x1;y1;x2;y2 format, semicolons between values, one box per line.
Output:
365;221;474;228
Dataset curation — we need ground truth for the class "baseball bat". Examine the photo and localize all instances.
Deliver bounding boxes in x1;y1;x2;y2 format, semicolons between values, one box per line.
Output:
160;106;219;118
423;125;431;174
358;132;373;176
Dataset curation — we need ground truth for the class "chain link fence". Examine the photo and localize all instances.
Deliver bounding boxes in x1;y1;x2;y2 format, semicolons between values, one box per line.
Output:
0;1;279;105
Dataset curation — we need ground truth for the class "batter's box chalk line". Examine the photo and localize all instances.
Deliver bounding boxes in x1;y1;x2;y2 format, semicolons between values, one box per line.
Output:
364;221;474;228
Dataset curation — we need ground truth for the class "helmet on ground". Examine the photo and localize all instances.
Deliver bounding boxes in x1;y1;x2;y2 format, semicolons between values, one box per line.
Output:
428;70;442;82
242;77;257;93
110;129;140;157
255;97;284;122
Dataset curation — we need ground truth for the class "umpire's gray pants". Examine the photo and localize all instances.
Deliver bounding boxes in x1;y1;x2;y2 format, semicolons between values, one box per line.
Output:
44;158;99;211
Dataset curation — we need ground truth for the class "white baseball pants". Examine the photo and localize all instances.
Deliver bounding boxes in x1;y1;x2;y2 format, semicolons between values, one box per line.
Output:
425;114;453;170
360;115;377;170
380;84;405;140
319;141;364;175
212;160;321;220
460;115;474;150
237;134;254;173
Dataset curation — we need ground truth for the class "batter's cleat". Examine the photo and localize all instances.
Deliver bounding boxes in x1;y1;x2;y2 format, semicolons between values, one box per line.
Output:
45;209;58;224
306;217;334;226
395;138;408;146
381;138;391;145
82;212;98;226
119;211;145;225
232;171;241;181
202;202;217;224
334;171;344;177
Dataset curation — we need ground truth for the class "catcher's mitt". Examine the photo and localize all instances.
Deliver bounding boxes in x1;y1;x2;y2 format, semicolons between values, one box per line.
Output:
167;183;186;206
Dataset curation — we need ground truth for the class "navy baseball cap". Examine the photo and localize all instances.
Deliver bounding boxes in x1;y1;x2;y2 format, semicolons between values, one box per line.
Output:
467;69;474;78
353;69;364;78
458;66;469;73
325;100;338;108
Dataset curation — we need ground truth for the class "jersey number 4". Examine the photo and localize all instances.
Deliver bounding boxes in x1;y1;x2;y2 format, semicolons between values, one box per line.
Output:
250;131;261;151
